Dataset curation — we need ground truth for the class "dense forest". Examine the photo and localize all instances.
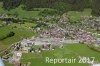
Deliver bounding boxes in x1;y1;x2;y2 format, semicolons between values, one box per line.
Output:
0;0;100;16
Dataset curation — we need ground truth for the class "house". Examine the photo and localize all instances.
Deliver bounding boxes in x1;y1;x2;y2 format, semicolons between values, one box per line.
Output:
90;62;100;66
21;47;31;53
91;63;100;66
20;39;33;53
96;38;100;44
12;51;22;62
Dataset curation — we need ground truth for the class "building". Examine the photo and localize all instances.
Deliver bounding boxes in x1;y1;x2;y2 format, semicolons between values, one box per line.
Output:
20;39;33;53
12;51;22;63
91;63;100;66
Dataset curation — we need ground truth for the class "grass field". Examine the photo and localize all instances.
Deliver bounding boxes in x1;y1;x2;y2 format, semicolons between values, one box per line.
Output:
0;3;99;66
0;22;37;49
67;9;92;21
0;4;55;18
7;6;41;18
0;5;41;18
86;28;100;33
6;43;99;66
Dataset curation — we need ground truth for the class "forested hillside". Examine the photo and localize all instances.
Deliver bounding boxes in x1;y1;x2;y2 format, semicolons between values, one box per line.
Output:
0;0;100;16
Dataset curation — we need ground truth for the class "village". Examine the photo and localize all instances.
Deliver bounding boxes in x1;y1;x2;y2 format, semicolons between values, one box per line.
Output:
0;13;100;66
0;0;100;66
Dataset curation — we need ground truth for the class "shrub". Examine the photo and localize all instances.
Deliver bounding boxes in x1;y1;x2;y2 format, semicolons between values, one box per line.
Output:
7;31;15;37
0;31;15;40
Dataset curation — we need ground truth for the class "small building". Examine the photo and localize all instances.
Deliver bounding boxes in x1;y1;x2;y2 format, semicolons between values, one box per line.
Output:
20;39;33;53
89;61;100;66
96;38;100;44
22;47;31;53
91;63;100;66
12;51;22;66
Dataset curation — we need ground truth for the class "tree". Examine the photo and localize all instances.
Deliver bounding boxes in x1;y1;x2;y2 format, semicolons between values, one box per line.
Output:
92;0;100;16
84;0;92;8
53;1;71;15
68;0;86;11
22;0;57;10
3;0;22;10
7;31;15;37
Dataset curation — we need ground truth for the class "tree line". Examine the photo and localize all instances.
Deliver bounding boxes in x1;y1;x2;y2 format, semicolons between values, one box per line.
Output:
0;0;100;16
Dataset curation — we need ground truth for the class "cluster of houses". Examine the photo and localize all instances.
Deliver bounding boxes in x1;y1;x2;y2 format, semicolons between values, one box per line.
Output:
0;14;100;66
76;29;96;44
80;16;100;30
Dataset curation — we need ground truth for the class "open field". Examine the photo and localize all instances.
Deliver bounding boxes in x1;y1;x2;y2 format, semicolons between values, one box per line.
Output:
0;4;55;18
0;3;100;66
67;9;92;21
0;22;37;49
0;5;41;18
4;43;100;66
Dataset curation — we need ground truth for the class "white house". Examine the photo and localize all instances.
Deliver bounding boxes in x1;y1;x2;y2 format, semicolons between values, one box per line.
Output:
92;64;100;66
90;62;100;66
12;51;22;62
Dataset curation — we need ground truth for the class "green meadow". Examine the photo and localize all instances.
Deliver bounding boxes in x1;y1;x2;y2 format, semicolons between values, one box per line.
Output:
67;9;92;21
0;22;37;49
0;5;40;18
4;43;100;66
0;2;100;66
